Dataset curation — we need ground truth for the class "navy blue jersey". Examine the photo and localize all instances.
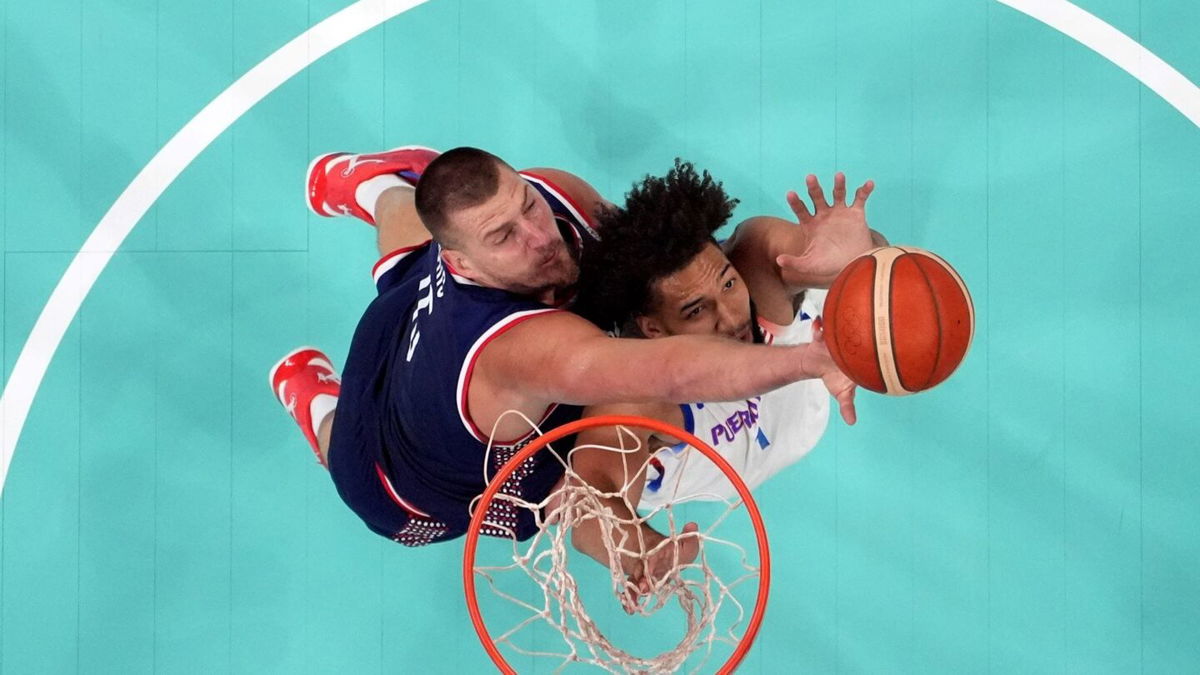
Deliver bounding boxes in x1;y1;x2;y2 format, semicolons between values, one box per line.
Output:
329;172;598;546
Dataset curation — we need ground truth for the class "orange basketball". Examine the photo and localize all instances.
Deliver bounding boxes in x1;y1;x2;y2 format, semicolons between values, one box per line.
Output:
823;246;974;395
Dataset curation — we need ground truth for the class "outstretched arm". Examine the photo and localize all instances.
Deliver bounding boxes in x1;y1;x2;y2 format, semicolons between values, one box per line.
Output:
477;310;853;412
471;310;855;443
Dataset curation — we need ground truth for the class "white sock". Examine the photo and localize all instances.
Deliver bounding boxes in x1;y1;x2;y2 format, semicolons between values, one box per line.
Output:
309;394;338;442
355;175;411;221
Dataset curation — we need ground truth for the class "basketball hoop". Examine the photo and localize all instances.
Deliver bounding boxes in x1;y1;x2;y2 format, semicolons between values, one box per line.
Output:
462;414;771;674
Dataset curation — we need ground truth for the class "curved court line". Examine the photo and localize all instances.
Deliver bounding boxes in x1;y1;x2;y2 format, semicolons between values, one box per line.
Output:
0;0;431;494
997;0;1200;128
0;0;1197;497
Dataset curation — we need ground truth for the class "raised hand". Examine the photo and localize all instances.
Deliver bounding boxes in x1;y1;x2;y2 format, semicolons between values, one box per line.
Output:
775;172;876;289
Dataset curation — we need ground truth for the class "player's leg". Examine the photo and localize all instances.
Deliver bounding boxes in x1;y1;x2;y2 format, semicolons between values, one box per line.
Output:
373;183;428;256
269;347;341;469
305;146;439;255
316;411;335;467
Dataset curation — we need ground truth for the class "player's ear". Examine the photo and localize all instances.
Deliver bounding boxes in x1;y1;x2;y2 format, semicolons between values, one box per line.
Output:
635;315;666;339
441;248;473;276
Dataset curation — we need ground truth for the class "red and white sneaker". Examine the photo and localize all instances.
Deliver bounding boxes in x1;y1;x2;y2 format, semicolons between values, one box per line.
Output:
305;145;440;225
269;347;342;467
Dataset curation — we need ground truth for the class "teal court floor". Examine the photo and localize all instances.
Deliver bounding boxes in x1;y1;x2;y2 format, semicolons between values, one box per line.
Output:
1;0;1199;672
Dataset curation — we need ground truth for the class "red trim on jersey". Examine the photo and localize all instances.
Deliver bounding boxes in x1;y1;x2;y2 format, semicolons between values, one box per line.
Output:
442;255;461;276
756;316;778;345
440;252;482;286
372;240;431;283
458;309;563;444
374;463;432;518
520;171;599;232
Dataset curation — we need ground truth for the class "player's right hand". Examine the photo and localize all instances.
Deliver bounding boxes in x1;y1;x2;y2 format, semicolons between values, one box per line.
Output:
775;172;876;289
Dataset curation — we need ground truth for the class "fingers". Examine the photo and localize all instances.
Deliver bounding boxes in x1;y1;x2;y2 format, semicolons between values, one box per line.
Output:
839;386;857;425
851;179;875;209
806;174;829;211
776;253;804;271
831;172;847;205
620;581;641;615
786;190;812;223
794;173;871;217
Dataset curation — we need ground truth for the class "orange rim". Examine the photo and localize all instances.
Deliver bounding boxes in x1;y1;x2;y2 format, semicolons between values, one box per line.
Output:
462;414;771;674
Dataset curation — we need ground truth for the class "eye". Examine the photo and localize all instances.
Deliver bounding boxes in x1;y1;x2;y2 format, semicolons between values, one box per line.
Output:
684;306;703;320
524;199;535;214
723;278;736;291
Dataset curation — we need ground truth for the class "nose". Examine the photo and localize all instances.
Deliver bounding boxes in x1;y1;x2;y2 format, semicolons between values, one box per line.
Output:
522;217;554;251
715;298;739;334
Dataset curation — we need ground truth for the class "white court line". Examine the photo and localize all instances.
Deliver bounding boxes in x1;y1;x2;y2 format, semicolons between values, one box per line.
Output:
0;0;1197;495
0;0;431;494
997;0;1200;128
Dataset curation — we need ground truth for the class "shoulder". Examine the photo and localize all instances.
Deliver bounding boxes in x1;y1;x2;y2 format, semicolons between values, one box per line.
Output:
723;216;794;262
520;168;613;226
723;216;798;324
484;308;606;355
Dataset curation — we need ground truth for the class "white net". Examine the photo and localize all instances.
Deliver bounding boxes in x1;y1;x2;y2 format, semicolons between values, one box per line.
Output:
466;412;768;674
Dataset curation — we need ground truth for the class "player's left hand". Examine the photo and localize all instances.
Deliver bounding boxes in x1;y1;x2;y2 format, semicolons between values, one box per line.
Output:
806;317;858;425
776;172;876;289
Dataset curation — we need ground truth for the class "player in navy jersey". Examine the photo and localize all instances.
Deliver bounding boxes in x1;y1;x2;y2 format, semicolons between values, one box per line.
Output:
566;161;886;587
269;146;864;547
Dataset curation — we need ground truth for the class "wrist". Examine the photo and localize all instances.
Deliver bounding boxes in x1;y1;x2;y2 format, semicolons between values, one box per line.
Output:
794;343;820;379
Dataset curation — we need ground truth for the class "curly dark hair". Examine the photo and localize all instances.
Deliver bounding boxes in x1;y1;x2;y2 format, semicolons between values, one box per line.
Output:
574;160;739;331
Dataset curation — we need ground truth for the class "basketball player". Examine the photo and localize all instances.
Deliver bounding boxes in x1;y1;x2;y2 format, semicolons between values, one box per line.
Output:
566;160;886;590
269;146;862;549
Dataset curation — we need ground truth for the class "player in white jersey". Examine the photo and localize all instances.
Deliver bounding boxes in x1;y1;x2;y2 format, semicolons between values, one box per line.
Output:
566;160;887;585
637;287;831;509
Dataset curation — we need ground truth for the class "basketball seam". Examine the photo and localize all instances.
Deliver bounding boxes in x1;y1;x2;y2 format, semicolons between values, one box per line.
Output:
918;248;975;349
867;257;887;393
909;257;944;391
872;248;912;396
888;256;902;389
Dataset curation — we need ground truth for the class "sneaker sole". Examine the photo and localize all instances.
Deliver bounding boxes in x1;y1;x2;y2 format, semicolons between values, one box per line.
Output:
305;152;346;217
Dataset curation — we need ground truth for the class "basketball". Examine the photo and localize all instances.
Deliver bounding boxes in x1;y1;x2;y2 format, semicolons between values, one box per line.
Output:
823;246;974;395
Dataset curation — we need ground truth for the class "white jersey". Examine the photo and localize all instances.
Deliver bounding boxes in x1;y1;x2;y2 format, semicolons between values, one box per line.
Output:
639;290;830;508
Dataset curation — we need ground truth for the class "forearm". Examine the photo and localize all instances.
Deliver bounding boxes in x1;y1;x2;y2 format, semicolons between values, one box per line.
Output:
656;338;816;402
569;336;820;405
501;313;827;409
375;186;432;255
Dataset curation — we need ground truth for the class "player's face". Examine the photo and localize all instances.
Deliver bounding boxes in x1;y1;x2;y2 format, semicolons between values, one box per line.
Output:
637;243;753;342
445;167;577;298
